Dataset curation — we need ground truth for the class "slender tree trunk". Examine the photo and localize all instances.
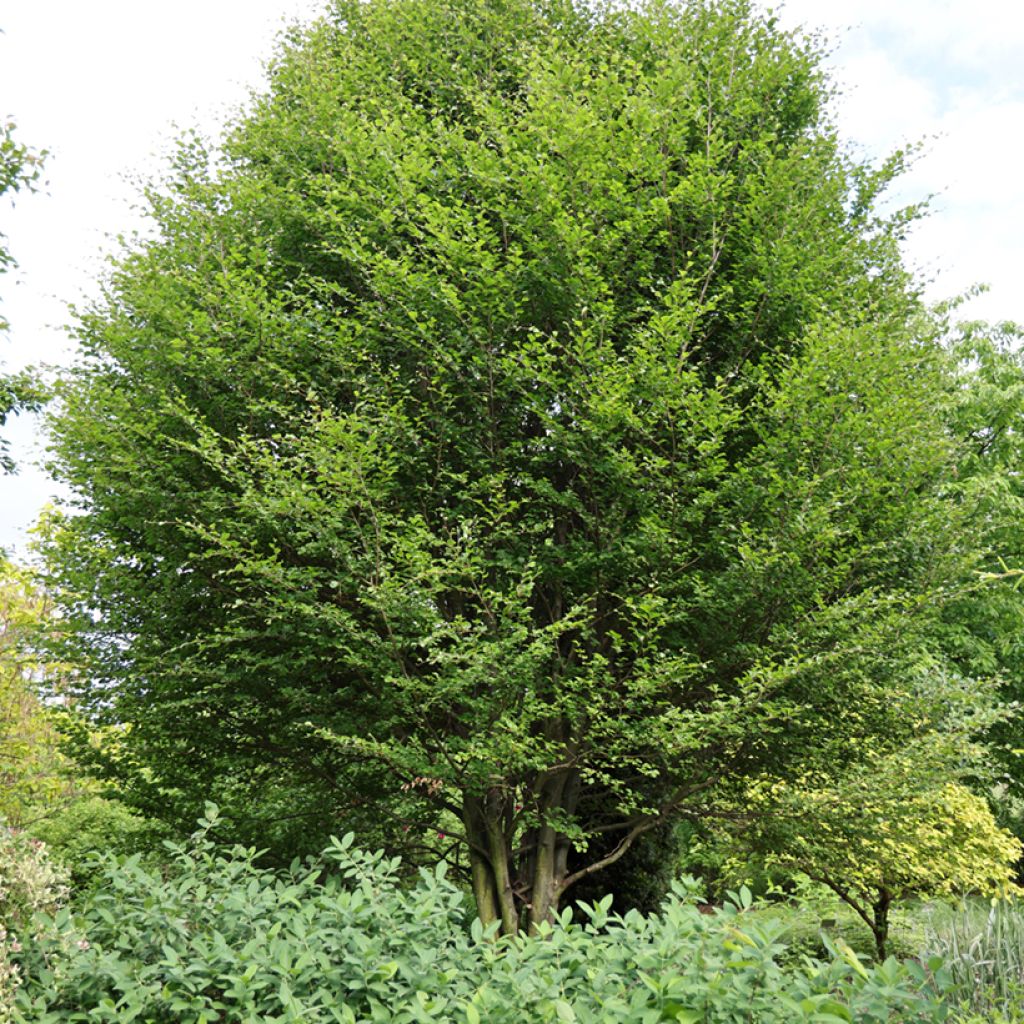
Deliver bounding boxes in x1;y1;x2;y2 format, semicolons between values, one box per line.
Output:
527;776;564;932
527;766;581;932
463;794;500;929
468;846;499;929
871;889;891;961
484;791;519;935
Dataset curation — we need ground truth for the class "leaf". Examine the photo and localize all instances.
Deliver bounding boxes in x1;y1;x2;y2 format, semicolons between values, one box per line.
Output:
554;999;576;1022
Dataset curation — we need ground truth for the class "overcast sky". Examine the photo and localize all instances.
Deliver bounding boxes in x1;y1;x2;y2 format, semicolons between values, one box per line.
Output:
1;0;1021;557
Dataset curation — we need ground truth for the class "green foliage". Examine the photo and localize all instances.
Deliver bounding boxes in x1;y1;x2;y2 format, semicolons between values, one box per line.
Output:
30;796;161;894
0;559;68;826
0;118;46;473
11;819;951;1023
743;878;902;964
732;732;1022;959
0;117;44;303
0;556;159;891
706;653;1023;961
0;828;68;1020
41;0;1007;928
769;777;1020;903
936;318;1024;832
922;896;1024;1021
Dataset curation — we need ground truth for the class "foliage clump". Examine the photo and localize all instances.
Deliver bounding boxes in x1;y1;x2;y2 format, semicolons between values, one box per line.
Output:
0;119;47;471
0;558;68;826
10;816;951;1023
0;828;68;1021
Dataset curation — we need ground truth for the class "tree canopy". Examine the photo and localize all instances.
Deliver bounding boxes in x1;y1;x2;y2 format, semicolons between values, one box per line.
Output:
0;118;46;474
43;0;1013;932
0;557;67;826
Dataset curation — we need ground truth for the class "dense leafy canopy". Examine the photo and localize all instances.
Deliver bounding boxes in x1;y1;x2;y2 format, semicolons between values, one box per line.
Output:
0;558;67;826
42;0;1014;930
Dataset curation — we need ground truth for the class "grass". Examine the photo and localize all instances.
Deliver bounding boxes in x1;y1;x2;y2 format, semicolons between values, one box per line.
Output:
742;880;1024;1020
919;896;1024;1021
741;878;923;963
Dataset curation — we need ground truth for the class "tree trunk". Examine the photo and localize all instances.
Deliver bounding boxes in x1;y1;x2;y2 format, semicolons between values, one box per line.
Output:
463;794;500;930
463;766;582;936
462;790;520;935
526;766;581;932
485;791;519;935
870;889;891;961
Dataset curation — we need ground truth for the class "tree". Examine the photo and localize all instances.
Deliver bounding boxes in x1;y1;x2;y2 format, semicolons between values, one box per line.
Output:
44;0;999;932
934;319;1024;837
723;674;1022;959
0;118;46;474
753;774;1019;961
0;557;66;826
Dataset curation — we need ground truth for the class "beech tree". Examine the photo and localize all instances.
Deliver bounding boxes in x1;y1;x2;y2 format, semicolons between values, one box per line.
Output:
44;0;1000;932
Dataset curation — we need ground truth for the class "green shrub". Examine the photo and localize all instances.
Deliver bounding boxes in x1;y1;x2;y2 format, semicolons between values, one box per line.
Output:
30;796;163;893
9;807;954;1023
0;827;68;1021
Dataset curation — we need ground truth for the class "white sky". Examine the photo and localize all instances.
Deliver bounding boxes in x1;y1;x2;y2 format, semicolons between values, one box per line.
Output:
1;0;1022;557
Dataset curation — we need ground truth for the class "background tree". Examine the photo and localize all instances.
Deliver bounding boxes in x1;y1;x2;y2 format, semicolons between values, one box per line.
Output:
0;117;46;474
721;670;1021;959
43;0;1004;932
749;772;1019;961
0;557;66;826
935;317;1024;843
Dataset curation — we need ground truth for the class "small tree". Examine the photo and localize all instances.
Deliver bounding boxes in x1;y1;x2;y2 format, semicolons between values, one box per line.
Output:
741;737;1022;959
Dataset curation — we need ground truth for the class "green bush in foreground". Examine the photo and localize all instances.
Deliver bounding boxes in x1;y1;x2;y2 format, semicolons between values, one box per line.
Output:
10;811;951;1023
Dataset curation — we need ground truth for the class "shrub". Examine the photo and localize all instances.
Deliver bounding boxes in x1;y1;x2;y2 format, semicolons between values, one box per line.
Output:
11;809;952;1023
30;796;163;893
0;827;68;1021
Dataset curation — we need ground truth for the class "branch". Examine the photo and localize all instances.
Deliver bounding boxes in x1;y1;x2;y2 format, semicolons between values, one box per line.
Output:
809;872;876;936
557;817;659;895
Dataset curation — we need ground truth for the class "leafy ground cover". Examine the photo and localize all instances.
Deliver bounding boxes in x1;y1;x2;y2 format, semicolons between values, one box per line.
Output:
8;814;951;1024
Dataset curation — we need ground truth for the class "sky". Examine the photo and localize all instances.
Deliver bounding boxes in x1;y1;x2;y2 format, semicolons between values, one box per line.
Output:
0;0;1021;557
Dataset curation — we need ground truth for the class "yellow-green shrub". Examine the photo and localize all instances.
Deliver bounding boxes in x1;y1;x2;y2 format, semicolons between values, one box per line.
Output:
741;747;1021;959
